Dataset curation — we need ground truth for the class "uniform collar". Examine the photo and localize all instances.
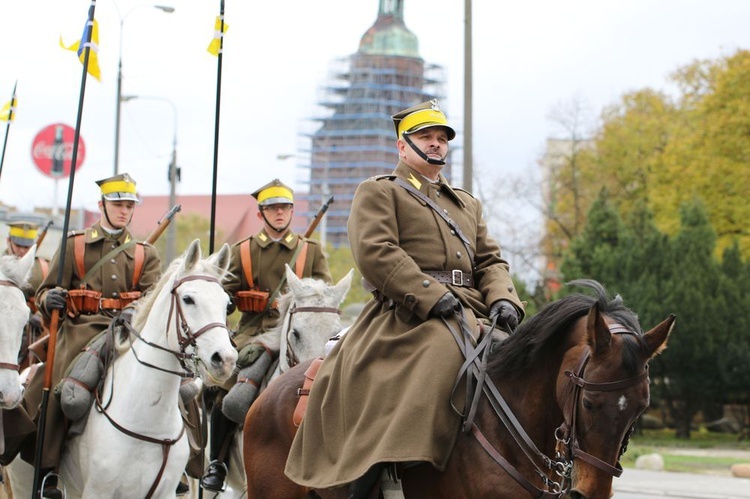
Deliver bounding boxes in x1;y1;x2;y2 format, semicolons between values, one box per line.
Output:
84;221;134;245
255;228;298;249
394;161;465;207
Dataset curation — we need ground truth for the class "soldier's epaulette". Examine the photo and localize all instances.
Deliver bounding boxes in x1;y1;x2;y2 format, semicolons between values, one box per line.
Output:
373;174;396;181
452;186;476;199
67;229;85;238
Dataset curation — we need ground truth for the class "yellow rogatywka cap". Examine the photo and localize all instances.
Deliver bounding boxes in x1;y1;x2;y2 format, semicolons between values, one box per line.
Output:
7;221;39;247
392;99;456;141
251;179;294;206
95;173;140;202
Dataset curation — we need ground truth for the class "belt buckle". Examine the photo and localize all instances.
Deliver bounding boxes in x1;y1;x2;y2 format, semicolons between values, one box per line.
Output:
451;270;463;286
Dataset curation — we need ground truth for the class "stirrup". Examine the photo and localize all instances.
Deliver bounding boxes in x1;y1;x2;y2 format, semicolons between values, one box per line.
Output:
200;460;228;492
40;471;65;499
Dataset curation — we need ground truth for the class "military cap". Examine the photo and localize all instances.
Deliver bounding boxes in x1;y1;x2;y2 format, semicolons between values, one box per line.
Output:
95;173;139;202
7;221;39;247
392;99;456;141
251;179;294;206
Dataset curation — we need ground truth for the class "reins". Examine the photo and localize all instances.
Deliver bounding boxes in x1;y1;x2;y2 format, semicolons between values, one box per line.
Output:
94;273;229;498
0;279;22;372
444;305;649;497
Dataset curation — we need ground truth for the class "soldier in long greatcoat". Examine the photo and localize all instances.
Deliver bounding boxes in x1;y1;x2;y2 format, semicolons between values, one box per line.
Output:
285;100;525;497
22;173;161;499
200;179;331;491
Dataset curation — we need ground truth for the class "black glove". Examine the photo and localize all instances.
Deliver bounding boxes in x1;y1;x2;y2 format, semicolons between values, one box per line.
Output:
226;297;236;316
45;288;68;312
28;313;44;331
490;299;519;332
430;293;459;317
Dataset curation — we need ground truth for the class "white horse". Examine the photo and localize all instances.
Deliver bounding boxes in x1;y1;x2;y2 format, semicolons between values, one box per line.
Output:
0;246;36;410
7;239;238;499
213;265;353;499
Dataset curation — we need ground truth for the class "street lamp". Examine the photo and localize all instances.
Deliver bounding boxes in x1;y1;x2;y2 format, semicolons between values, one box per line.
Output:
123;95;179;262
113;4;175;176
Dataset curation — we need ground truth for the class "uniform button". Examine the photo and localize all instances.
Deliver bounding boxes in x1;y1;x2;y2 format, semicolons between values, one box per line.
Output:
110;259;116;264
111;275;118;280
112;292;119;297
508;285;514;292
457;252;462;258
111;244;117;250
443;209;448;214
436;191;441;197
450;230;456;235
422;280;430;288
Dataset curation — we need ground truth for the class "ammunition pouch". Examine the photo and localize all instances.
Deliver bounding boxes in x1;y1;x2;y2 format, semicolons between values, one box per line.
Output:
234;290;276;313
67;289;142;317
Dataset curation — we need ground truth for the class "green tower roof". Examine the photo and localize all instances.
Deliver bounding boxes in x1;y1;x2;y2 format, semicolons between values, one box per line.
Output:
358;0;420;58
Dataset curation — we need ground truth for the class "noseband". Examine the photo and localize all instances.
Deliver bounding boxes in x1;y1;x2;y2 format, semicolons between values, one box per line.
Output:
0;279;23;372
555;323;649;479
283;304;341;369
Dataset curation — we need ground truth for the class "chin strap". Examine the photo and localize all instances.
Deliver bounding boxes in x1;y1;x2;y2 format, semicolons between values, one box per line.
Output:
260;212;291;234
403;134;446;166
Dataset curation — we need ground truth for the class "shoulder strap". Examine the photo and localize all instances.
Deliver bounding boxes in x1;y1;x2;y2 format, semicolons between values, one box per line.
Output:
393;177;475;263
132;243;145;290
82;240;137;286
37;257;50;280
264;237;308;313
74;234;86;283
240;239;255;288
295;242;309;278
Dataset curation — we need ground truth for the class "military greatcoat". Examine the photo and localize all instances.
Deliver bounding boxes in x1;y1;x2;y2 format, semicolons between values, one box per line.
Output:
17;256;51;367
224;229;331;351
285;161;524;488
22;222;160;468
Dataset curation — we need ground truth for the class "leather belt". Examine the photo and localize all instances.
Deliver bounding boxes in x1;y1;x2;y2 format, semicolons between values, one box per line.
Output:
424;270;474;287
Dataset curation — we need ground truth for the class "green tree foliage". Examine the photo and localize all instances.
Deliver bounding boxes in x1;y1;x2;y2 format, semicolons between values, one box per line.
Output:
151;212;222;268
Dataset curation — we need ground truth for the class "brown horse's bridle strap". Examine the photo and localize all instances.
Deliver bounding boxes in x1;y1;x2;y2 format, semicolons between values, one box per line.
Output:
0;279;22;372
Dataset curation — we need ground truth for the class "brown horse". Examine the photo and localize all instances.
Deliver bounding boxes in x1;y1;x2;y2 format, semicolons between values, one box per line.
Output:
243;280;674;499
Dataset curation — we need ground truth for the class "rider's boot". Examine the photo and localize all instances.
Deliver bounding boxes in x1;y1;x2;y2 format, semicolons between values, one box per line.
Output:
347;463;385;499
200;408;236;491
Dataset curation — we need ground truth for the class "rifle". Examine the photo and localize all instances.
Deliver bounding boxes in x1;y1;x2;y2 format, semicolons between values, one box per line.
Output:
35;220;53;248
304;195;334;238
146;204;182;245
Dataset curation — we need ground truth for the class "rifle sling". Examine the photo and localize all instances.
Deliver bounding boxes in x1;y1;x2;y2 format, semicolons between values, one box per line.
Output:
394;177;475;262
81;239;137;287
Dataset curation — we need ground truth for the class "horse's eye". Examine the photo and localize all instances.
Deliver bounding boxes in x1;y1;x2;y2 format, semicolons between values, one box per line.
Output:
292;329;300;340
183;295;195;305
582;398;593;411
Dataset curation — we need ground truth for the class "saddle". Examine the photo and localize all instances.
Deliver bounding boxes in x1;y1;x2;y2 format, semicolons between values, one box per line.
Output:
293;357;324;427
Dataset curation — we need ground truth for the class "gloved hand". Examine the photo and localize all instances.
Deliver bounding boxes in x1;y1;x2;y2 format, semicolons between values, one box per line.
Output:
45;288;68;312
490;299;520;332
430;292;459;317
28;313;44;331
226;298;236;316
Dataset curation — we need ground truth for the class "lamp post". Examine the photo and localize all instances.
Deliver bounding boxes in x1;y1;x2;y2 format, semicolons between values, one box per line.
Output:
113;4;175;176
123;95;179;262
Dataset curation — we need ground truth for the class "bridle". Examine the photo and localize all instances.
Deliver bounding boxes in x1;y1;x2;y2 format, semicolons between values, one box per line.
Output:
283;304;341;370
554;324;649;481
445;307;649;498
95;273;230;499
0;279;23;372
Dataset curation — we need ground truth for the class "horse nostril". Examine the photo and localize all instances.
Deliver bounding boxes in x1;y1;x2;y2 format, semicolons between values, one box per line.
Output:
211;352;225;368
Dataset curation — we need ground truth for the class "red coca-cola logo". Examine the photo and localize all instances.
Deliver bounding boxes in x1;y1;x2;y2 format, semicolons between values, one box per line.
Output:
31;123;85;178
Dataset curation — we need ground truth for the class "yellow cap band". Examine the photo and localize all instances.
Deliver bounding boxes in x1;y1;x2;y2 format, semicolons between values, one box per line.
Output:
397;108;449;136
100;180;137;196
257;185;293;204
9;226;37;240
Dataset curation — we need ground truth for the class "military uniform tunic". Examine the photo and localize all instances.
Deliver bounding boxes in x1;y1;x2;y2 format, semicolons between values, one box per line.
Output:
224;229;331;352
17;256;50;367
285;161;525;488
24;222;161;468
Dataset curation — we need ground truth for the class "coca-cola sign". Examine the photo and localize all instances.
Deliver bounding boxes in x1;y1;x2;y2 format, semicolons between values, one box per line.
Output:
31;123;85;178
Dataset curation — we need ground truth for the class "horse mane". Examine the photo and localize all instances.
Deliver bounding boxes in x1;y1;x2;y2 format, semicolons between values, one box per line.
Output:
488;279;643;379
252;291;295;351
0;254;30;288
131;254;227;332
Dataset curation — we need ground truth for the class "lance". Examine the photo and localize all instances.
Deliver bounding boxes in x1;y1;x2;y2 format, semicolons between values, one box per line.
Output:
208;0;226;255
0;80;18;182
32;2;98;495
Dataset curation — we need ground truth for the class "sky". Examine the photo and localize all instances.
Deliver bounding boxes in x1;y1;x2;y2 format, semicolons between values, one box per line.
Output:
1;0;749;218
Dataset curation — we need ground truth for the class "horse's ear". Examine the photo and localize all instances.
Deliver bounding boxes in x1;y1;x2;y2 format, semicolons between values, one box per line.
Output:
17;244;36;286
183;239;202;271
586;303;612;356
332;268;354;305
206;243;232;277
285;264;304;295
642;314;675;358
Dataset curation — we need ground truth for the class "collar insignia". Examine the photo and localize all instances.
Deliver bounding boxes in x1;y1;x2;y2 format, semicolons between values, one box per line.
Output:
408;173;422;190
